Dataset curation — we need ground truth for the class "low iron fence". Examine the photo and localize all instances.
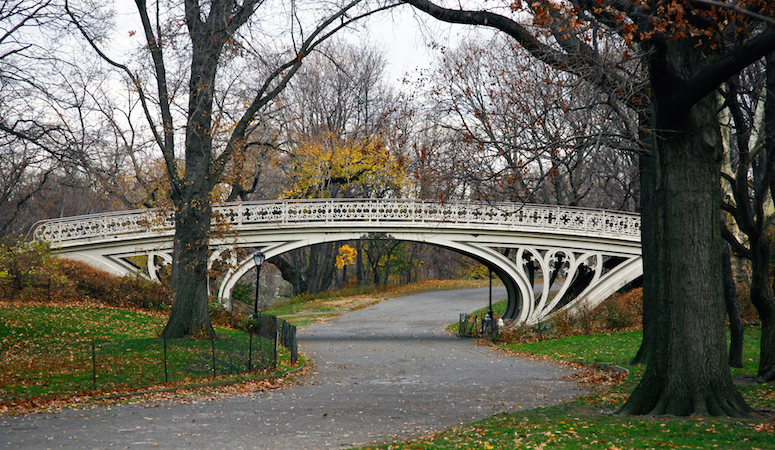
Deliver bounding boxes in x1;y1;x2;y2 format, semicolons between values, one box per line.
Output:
0;315;298;402
458;313;499;339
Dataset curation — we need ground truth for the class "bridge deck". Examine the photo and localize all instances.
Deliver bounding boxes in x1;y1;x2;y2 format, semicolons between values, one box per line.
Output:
31;199;640;247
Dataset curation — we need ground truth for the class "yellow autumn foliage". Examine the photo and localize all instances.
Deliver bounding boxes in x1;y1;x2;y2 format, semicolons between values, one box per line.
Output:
336;244;357;269
283;133;405;199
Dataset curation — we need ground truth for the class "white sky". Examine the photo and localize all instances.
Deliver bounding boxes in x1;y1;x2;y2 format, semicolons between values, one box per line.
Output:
354;5;498;83
109;2;494;87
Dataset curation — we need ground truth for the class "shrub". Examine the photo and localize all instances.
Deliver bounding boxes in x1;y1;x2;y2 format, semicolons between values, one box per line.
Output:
551;309;577;336
594;287;643;331
56;259;172;310
497;321;536;343
0;251;173;311
231;282;254;304
0;239;61;299
495;288;645;345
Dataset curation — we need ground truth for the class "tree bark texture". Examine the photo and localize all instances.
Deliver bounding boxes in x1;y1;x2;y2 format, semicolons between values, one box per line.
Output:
162;199;215;338
618;40;750;416
630;154;654;366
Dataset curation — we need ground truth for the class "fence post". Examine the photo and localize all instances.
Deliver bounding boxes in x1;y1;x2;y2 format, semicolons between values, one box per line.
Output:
163;336;168;383
247;332;253;373
272;316;278;370
290;323;298;364
211;336;217;377
91;341;97;390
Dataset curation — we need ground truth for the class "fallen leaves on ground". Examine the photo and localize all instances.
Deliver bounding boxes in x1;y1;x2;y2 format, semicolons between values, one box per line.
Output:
753;418;775;432
0;362;309;417
565;367;628;387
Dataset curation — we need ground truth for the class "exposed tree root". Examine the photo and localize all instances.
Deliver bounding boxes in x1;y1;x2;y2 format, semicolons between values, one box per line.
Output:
617;383;752;417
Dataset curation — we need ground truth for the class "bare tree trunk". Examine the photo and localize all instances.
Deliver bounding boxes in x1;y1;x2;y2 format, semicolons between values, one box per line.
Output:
356;239;364;286
722;240;744;368
760;52;775;381
162;200;215;339
270;254;309;295
619;41;749;416
313;243;336;293
631;152;654;366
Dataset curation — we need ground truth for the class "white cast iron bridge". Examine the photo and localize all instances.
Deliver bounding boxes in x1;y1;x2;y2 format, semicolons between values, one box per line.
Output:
30;199;642;325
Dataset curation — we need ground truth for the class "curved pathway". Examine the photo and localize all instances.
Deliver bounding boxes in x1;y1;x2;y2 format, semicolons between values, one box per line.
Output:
2;288;585;449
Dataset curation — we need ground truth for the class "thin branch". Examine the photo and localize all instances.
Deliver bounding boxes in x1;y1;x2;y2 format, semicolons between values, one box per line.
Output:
689;0;775;25
64;0;181;194
210;0;398;184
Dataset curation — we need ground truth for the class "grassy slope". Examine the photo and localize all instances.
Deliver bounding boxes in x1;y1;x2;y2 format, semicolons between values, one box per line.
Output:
0;304;296;415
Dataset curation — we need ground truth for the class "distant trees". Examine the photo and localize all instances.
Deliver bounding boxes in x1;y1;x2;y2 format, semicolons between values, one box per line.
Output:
256;42;409;295
410;37;641;210
0;0;125;235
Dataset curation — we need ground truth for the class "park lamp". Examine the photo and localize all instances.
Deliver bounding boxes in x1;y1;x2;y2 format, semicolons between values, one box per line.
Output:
252;251;265;319
253;250;265;268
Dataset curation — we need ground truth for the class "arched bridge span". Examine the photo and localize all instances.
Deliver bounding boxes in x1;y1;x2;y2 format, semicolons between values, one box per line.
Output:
31;199;642;324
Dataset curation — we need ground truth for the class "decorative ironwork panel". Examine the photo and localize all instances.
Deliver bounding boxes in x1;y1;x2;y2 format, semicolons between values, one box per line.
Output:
31;199;640;246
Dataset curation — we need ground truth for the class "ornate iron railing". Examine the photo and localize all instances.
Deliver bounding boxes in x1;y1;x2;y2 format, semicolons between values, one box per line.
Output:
31;199;641;247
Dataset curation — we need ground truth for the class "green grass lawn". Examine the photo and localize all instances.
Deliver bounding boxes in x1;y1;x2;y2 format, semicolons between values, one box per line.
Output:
0;304;296;412
357;328;775;449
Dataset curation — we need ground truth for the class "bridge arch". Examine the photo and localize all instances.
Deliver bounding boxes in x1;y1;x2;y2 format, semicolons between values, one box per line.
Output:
31;199;642;324
216;231;533;322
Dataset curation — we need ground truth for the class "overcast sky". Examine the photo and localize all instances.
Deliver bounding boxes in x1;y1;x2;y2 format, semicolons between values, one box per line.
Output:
109;2;495;87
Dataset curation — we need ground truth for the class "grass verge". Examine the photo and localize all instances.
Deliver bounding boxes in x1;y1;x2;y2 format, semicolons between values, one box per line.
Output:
0;303;302;416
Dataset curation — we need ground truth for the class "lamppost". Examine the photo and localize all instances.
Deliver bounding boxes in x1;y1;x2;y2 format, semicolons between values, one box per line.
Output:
252;251;265;320
483;268;494;336
488;268;493;320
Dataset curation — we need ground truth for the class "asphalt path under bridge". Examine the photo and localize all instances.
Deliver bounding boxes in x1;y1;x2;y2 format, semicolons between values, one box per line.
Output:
2;287;586;449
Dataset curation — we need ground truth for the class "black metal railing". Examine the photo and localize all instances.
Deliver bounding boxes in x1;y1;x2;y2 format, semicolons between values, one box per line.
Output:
1;319;298;403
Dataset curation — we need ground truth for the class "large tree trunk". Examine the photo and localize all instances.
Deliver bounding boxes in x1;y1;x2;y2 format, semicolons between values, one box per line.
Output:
162;199;215;339
160;10;222;339
618;41;750;416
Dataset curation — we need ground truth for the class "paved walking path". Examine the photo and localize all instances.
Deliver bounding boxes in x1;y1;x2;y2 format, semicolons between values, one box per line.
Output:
2;287;585;449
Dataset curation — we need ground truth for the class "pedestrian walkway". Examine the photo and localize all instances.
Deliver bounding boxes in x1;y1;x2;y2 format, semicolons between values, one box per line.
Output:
2;287;585;449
